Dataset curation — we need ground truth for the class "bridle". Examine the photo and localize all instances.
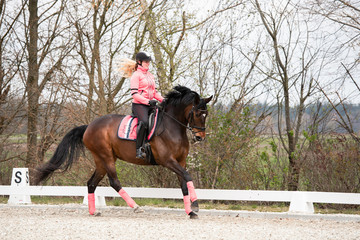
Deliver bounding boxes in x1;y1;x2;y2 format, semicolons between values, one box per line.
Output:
159;104;207;136
187;105;207;133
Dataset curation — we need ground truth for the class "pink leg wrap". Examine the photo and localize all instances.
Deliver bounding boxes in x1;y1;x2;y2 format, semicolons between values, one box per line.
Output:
187;181;198;202
183;195;192;214
88;193;96;215
119;189;136;208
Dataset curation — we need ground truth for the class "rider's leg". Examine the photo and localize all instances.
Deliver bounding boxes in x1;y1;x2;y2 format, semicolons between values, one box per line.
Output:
132;103;150;159
135;121;147;159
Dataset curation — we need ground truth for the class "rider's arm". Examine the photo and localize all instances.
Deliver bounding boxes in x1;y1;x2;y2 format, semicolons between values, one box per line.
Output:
154;89;164;102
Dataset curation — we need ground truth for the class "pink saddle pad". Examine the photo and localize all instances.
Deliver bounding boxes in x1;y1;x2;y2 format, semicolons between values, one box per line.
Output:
117;109;158;141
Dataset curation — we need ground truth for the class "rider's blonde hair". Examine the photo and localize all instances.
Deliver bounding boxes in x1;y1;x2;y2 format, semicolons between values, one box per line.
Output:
118;58;137;78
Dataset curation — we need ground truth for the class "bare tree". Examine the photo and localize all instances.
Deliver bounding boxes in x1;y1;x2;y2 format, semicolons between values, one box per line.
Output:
307;0;360;142
66;0;140;119
254;0;327;190
0;0;26;136
192;5;265;108
317;65;360;143
139;0;246;94
307;0;360;33
25;0;73;165
0;0;28;169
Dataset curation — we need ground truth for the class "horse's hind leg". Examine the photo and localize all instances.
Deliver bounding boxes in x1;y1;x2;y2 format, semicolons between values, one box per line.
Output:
87;163;106;215
105;162;144;213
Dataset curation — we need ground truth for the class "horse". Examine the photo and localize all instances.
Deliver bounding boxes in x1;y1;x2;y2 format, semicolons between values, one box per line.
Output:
34;85;212;219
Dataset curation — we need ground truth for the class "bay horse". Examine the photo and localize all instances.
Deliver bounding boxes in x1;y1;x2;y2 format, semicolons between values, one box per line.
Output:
35;85;212;219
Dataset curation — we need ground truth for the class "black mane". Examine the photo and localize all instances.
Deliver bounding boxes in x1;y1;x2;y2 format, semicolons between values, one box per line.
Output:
160;85;200;108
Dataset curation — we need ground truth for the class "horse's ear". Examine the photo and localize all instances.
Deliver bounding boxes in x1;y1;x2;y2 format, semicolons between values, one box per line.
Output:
204;95;213;104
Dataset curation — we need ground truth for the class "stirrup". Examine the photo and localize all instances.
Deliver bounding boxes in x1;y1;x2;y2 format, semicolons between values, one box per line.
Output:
136;147;146;159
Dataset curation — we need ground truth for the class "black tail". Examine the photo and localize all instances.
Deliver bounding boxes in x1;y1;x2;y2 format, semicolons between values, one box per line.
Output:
34;125;88;185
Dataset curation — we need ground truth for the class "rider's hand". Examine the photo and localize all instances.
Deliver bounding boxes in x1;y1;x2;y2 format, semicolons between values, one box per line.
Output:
148;100;157;107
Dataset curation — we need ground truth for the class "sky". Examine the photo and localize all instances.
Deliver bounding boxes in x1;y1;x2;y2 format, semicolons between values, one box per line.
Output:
182;0;360;104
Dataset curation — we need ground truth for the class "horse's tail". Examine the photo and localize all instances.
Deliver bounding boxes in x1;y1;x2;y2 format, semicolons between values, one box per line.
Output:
34;125;88;185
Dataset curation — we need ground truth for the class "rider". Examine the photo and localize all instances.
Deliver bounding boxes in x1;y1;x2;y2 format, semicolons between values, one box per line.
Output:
121;52;164;159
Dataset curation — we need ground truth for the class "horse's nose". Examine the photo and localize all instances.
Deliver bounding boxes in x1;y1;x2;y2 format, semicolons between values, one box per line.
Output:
195;136;203;142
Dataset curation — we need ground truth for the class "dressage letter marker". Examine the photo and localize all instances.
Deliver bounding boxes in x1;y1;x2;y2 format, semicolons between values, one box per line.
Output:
8;168;32;204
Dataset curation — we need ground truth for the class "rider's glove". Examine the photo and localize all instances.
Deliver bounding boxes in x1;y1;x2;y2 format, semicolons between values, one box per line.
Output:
148;100;157;107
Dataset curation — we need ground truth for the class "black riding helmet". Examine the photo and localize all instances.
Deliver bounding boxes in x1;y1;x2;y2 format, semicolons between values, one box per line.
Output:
135;51;152;62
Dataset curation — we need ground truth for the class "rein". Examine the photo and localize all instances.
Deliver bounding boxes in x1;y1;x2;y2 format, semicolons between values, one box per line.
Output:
157;105;206;135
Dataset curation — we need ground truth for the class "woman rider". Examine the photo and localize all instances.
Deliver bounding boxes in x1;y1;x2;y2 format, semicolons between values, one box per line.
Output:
120;52;164;159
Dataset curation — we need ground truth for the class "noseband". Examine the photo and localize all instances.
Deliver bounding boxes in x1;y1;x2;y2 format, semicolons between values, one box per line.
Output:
187;106;206;133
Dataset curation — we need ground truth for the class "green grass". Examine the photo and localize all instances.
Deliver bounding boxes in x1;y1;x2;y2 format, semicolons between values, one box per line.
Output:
0;196;7;204
0;196;83;204
1;134;28;144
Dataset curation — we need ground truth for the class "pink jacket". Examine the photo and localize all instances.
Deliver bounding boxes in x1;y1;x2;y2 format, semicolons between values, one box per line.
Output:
130;65;164;105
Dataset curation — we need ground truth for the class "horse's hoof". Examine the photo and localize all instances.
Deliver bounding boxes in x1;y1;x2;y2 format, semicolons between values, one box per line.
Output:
91;211;101;217
191;200;199;212
134;205;144;213
189;211;199;219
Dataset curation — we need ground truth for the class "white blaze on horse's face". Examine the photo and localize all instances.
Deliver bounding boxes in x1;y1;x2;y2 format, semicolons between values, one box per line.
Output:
193;114;206;141
191;96;212;142
193;109;207;141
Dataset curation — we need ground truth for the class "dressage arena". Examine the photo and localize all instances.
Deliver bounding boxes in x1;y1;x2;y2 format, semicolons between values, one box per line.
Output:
0;204;359;240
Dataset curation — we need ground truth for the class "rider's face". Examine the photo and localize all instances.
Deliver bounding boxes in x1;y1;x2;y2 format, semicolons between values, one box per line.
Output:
142;60;150;69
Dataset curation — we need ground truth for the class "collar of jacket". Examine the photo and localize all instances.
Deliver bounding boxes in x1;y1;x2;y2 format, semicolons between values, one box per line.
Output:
137;65;149;73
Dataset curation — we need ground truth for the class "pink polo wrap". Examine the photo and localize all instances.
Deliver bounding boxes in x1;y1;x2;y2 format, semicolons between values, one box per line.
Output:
88;193;96;215
119;189;136;208
183;195;192;215
187;181;198;202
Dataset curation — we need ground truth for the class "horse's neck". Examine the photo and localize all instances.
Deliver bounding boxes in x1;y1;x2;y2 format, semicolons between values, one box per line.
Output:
162;107;188;135
167;107;188;123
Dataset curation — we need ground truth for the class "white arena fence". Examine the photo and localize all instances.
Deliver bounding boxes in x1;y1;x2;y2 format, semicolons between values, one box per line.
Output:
2;186;360;214
1;168;360;214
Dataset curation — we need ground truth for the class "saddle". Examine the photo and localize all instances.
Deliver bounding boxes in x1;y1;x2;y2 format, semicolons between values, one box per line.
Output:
117;108;158;141
117;109;159;165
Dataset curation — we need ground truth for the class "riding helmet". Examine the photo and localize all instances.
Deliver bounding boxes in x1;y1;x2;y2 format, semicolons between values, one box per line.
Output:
136;51;152;62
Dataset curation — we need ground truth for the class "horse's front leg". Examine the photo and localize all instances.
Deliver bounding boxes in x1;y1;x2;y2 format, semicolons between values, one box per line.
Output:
167;160;199;219
179;177;199;212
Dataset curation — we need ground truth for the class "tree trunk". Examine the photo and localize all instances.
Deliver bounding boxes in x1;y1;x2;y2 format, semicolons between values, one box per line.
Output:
255;0;300;190
26;0;39;166
283;81;298;191
140;0;170;94
146;13;169;93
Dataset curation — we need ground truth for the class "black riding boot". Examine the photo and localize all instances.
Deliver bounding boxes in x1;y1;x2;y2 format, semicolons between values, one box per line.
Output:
136;122;147;159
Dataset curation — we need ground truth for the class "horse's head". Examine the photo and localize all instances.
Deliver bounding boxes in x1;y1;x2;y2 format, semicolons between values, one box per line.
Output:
187;95;213;142
162;85;213;142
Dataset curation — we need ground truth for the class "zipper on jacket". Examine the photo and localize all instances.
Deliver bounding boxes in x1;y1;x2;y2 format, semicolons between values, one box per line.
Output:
146;72;153;99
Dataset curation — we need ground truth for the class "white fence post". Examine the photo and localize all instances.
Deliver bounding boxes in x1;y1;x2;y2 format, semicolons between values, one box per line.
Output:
8;168;32;204
289;191;314;213
82;194;107;207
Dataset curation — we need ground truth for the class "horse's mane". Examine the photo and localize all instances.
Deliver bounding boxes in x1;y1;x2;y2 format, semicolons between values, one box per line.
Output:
160;85;200;108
